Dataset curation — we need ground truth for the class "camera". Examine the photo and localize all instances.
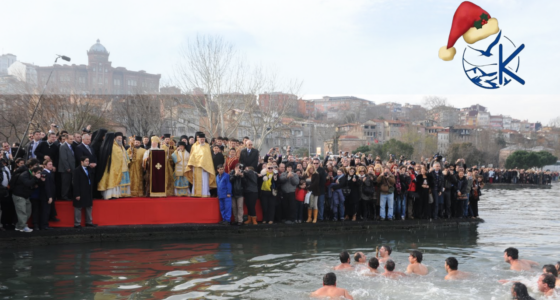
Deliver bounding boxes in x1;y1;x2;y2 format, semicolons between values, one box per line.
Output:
238;164;245;171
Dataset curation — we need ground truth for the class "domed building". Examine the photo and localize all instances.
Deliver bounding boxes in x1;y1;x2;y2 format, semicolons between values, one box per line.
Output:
35;39;161;95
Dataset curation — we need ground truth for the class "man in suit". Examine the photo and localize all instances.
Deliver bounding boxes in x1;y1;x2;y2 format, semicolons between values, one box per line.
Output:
72;132;82;151
37;160;56;230
74;133;97;173
73;156;96;229
59;134;75;200
239;140;259;170
27;130;42;160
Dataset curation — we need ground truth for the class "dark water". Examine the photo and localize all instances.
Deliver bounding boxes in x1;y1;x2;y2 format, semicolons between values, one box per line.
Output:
0;184;559;299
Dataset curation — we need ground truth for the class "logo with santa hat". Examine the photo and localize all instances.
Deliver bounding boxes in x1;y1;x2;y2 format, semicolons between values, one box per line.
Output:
439;1;525;89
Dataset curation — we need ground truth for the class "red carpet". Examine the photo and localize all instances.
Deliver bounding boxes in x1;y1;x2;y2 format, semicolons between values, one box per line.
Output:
50;197;263;227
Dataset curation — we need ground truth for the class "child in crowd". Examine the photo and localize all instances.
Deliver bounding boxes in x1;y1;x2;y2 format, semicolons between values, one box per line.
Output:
216;164;232;225
295;181;307;223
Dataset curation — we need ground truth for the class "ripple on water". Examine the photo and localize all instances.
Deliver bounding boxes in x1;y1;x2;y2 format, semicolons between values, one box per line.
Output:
249;254;292;261
165;271;191;277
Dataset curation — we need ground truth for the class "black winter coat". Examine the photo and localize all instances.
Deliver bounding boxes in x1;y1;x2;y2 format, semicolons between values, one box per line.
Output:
229;170;244;197
11;166;39;199
39;170;56;202
73;166;93;208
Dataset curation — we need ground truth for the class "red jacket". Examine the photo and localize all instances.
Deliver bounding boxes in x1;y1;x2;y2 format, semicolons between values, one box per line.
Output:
295;188;307;202
408;172;416;192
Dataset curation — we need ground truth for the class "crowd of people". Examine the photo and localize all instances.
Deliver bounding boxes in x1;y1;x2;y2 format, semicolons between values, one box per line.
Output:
311;247;559;299
482;168;558;185
5;124;558;232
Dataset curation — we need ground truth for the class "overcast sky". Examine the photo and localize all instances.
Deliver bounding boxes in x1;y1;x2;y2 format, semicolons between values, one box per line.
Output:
1;0;558;123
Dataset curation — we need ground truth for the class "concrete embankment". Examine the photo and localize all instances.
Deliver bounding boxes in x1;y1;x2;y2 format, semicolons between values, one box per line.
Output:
0;218;483;249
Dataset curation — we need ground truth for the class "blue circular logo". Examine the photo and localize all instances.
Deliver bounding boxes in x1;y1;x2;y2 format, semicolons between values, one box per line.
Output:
462;31;520;89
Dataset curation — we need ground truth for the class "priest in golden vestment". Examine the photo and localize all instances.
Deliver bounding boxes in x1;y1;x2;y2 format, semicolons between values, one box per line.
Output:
142;136;167;197
97;132;131;199
160;134;176;196
185;132;216;197
127;136;146;197
171;141;190;196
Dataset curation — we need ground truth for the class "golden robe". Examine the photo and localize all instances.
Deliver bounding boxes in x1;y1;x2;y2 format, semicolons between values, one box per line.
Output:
98;142;127;192
160;144;176;196
185;142;216;197
127;146;146;197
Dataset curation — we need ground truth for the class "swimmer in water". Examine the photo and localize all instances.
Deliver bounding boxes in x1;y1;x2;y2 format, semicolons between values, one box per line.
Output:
511;282;535;300
537;273;557;297
406;250;428;275
382;260;406;279
311;272;354;300
444;257;470;280
354;252;367;264
334;251;353;270
542;264;560;287
504;247;539;271
365;257;380;276
377;245;392;264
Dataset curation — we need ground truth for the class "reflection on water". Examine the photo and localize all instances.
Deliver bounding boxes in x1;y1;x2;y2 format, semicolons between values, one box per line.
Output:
0;184;558;299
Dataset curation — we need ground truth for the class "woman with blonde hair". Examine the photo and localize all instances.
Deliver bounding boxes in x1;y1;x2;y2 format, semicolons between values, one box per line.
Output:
305;164;320;223
260;163;278;224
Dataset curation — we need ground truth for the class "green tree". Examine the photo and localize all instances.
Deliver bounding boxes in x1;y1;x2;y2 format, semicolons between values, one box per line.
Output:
505;150;558;169
353;145;370;154
536;151;558;168
380;139;414;160
448;142;485;167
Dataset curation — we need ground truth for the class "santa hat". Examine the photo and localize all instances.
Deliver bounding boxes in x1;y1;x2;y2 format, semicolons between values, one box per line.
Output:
439;1;500;61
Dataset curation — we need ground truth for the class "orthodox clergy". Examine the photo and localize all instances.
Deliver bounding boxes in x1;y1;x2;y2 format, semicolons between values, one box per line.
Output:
171;141;190;196
185;132;216;197
143;136;167;197
160;134;176;196
97;132;131;199
127;136;146;197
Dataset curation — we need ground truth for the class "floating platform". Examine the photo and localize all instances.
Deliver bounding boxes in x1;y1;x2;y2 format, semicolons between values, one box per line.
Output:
46;197;263;228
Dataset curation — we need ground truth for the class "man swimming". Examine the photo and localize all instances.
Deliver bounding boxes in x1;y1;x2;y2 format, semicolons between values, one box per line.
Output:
444;257;470;280
382;260;406;279
537;273;557;297
364;257;380;276
334;251;353;270
354;252;367;264
311;272;354;299
542;264;560;287
503;247;539;271
406;250;428;275
378;245;392;264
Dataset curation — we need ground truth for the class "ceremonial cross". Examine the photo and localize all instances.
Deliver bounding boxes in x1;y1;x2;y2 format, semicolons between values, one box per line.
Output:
155;163;162;170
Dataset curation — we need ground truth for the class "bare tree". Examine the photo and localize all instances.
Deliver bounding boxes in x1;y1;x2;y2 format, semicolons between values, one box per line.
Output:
113;94;165;137
422;96;452;110
174;34;261;138
548;116;560;128
399;126;437;160
0;75;112;144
